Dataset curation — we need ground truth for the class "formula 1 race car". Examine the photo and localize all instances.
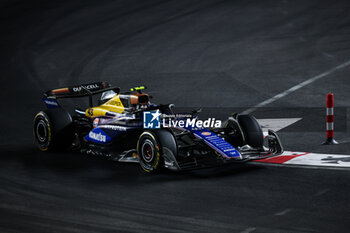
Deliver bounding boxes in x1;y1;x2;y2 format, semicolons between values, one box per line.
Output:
33;82;283;172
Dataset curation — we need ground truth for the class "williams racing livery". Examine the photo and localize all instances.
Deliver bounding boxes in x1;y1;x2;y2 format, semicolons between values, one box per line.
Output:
33;82;283;172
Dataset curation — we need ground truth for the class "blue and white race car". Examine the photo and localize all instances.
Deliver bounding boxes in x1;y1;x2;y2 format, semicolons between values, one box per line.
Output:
33;82;283;173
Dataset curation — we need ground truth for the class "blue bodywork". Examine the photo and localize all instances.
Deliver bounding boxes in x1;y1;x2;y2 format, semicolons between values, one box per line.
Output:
85;127;113;144
85;124;140;144
193;129;241;158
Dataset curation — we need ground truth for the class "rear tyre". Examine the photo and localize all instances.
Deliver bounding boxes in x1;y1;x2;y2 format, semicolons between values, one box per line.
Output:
137;131;164;173
33;109;74;151
237;114;264;148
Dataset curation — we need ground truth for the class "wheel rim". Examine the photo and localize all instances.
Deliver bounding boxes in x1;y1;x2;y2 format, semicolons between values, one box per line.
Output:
36;120;48;143
141;139;154;163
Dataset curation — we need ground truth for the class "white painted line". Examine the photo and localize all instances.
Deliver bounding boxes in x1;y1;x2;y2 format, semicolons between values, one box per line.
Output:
242;60;350;114
275;208;292;216
257;118;302;132
338;138;350;143
314;189;329;196
240;227;256;233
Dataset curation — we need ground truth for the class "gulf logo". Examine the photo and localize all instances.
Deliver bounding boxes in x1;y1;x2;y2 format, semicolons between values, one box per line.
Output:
93;118;99;128
201;132;211;136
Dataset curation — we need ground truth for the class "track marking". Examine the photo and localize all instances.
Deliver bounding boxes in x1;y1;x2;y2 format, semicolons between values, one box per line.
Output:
314;189;329;196
242;60;350;114
255;152;309;164
257;118;301;133
275;208;292;216
255;151;350;168
252;162;350;171
337;137;350;143
240;227;256;233
285;153;350;167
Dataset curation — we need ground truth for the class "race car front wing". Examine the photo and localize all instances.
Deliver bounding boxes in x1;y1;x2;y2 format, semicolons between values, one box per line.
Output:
164;129;283;171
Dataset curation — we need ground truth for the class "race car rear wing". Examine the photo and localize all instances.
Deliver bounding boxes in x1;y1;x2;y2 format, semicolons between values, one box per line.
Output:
44;82;120;107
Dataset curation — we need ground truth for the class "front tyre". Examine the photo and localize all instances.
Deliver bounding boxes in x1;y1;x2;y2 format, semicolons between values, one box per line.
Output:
237;114;264;149
137;131;163;173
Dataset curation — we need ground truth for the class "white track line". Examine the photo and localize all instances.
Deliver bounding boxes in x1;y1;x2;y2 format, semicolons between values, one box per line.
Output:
242;60;350;114
257;118;302;132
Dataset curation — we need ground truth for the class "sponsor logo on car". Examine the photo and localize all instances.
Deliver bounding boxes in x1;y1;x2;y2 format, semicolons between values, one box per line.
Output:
88;108;94;116
201;132;211;136
89;131;106;142
44;99;59;106
143;110;161;129
43;98;60;109
100;125;127;131
109;100;123;107
73;84;99;92
93;118;99;128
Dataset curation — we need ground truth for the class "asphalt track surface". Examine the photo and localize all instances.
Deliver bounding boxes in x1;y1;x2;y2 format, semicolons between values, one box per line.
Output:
1;0;350;232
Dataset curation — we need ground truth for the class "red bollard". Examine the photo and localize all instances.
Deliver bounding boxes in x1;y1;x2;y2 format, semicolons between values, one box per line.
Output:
323;93;338;145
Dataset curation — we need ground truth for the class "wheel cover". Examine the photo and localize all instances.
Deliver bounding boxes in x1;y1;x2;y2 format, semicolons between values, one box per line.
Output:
141;139;155;163
36;120;48;143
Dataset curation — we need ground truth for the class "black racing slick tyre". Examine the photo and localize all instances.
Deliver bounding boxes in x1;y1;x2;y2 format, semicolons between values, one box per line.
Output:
33;109;74;151
224;118;245;148
237;114;264;149
137;131;164;173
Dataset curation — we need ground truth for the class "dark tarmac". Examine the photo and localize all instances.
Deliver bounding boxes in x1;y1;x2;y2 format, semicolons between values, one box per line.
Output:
1;0;350;232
